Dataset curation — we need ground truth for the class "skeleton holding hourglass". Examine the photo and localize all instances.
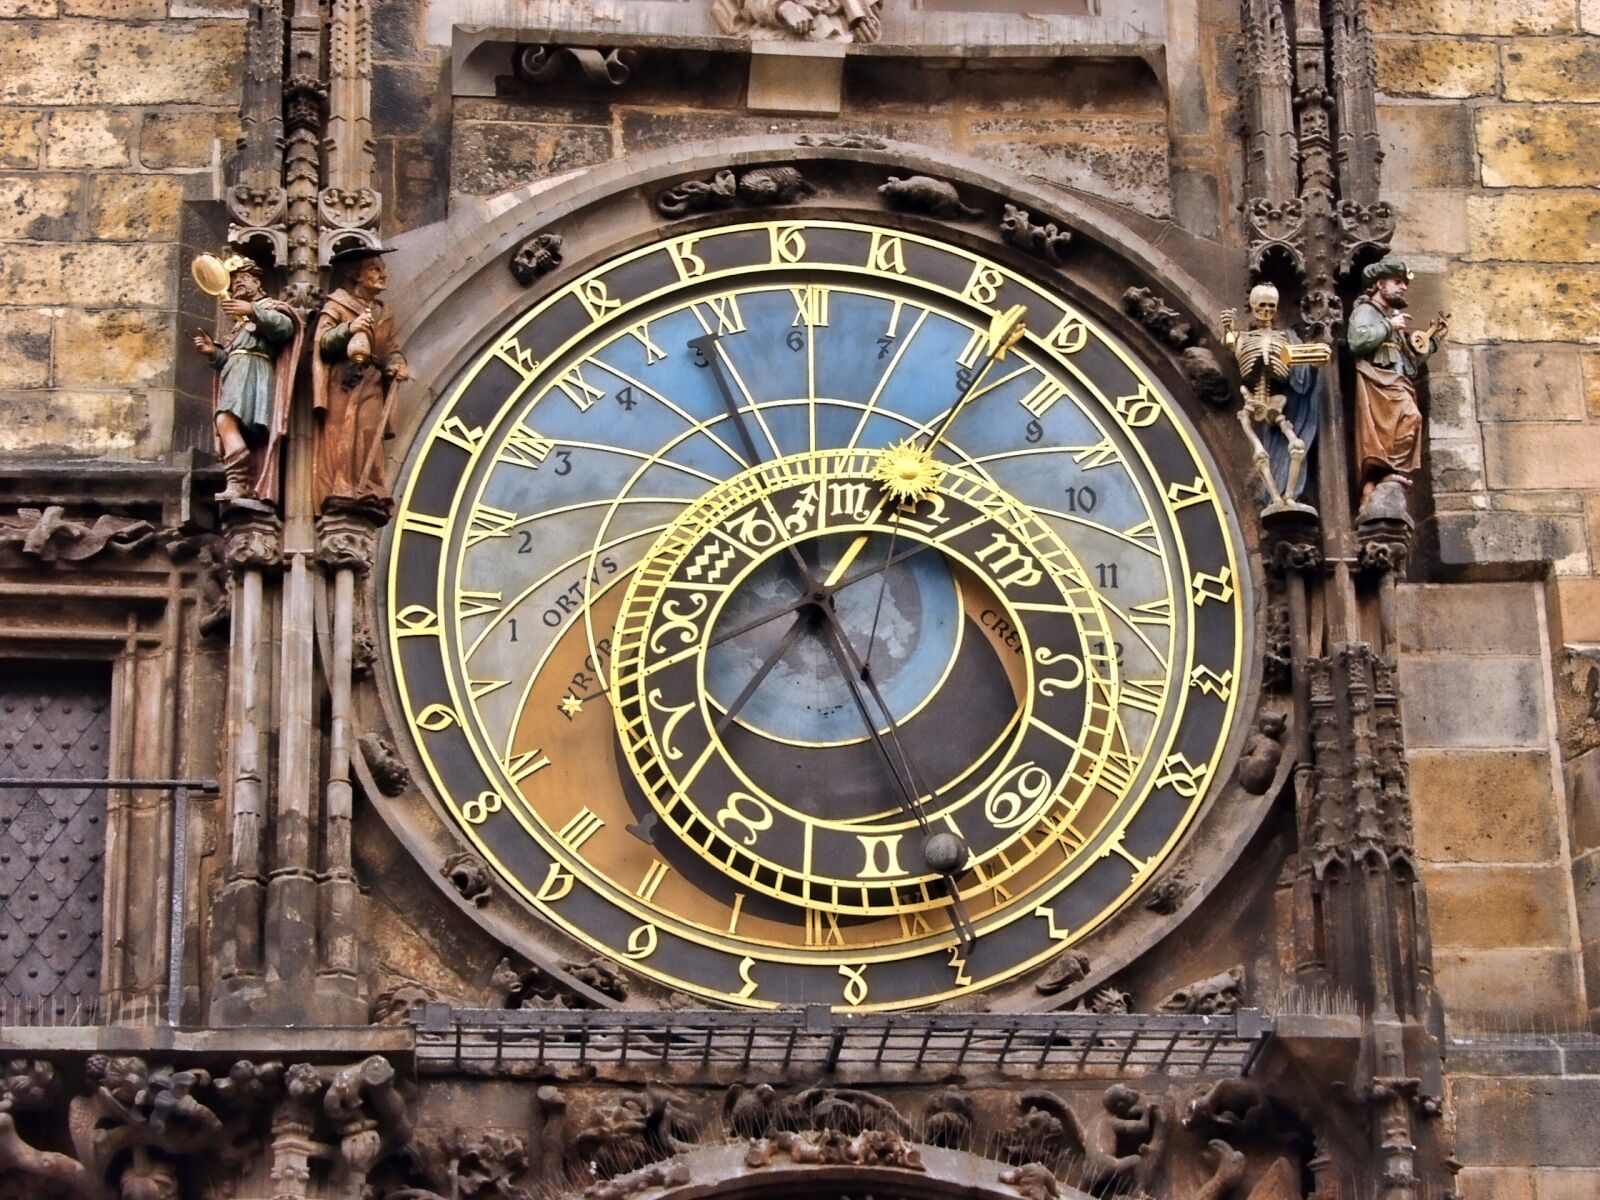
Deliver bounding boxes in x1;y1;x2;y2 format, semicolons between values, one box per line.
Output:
1221;284;1330;516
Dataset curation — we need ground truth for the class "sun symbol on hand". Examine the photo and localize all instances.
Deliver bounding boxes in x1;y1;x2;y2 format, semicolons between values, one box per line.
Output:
873;439;945;505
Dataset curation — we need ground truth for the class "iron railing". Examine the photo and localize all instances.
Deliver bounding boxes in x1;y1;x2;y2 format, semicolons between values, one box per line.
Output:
412;1004;1272;1077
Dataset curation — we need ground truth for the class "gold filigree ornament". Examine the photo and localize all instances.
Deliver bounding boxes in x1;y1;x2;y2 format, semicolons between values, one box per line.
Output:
873;438;946;505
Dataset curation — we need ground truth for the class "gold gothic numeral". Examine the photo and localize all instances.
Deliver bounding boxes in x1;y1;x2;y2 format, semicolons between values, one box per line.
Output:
622;923;658;960
1131;598;1173;625
436;416;485;454
535;863;574;902
735;955;759;999
394;604;440;636
637;860;670;902
554;363;605;411
790;284;830;327
1154;752;1211;798
1193;567;1235;606
1188;665;1235;700
457;589;502;619
499;426;555;470
465;503;518;547
838;963;869;1005
574;278;622;322
556;807;604;851
399;510;449;538
806;909;846;947
1034;904;1072;941
667;236;706;280
1071;439;1120;471
1113;384;1162;428
462;790;503;824
1019;379;1066;420
1118;678;1165;715
1166;475;1214;510
961;262;1005;307
494;332;539;379
1044;313;1089;355
1097;748;1140;794
703;294;746;334
948;946;973;987
415;703;458;731
868;231;907;274
504;749;550;783
629;322;667;364
770;224;807;263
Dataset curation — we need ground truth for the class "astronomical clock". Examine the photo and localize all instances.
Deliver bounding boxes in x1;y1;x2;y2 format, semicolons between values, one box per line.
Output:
381;216;1250;1011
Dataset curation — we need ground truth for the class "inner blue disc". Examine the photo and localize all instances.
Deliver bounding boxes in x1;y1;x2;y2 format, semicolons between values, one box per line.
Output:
704;533;960;746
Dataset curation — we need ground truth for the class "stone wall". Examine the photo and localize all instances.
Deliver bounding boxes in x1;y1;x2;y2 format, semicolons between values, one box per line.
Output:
1374;1;1600;577
0;0;243;461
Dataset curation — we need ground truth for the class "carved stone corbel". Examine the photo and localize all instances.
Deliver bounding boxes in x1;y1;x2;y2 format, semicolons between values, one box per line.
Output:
510;232;564;285
514;44;635;87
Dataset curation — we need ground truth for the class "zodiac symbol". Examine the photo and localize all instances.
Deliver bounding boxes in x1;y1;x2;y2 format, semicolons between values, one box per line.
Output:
649;592;710;654
686;541;737;584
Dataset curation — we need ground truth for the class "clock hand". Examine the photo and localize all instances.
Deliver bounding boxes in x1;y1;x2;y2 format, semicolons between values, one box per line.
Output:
690;332;766;467
922;304;1028;460
814;600;978;950
710;541;934;649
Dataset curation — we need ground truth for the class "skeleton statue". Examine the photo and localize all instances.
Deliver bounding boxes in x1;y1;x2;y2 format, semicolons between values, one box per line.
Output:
1221;284;1330;515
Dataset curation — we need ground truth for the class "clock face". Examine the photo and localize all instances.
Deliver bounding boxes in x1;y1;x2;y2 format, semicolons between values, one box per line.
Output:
384;219;1247;1009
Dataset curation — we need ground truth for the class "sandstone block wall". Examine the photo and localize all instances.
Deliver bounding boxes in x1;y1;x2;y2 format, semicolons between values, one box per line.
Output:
0;0;242;461
1398;582;1590;1025
1375;1;1600;577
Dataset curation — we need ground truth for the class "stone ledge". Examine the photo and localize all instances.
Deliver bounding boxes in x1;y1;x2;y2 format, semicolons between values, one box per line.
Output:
0;1023;416;1060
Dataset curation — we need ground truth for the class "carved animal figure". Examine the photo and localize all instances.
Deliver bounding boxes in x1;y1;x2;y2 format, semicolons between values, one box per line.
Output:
879;175;982;219
736;166;815;205
923;1086;974;1149
999;1162;1060;1200
725;1083;780;1138
1238;711;1287;794
999;204;1072;264
1035;949;1090;996
1003;1087;1164;1191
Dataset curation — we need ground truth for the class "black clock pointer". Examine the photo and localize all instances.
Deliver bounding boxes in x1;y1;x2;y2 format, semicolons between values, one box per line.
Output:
713;611;807;735
816;616;979;952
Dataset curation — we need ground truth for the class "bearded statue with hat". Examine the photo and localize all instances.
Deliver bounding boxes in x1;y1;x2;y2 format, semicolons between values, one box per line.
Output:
1347;258;1449;509
189;253;304;504
313;244;410;515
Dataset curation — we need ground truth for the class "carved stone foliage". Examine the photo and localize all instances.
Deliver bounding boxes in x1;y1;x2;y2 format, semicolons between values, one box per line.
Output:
492;957;629;1010
878;175;981;220
998;205;1071;265
0;507;156;563
573;1086;700;1176
221;509;284;572
657;167;815;218
510;232;564;286
1121;287;1193;350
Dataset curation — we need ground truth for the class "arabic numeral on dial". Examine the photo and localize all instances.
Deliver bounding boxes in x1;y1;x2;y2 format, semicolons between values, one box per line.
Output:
786;329;804;352
1096;562;1119;589
517;530;533;554
1025;418;1043;444
509;619;519;643
616;385;636;411
553;450;573;476
985;761;1054;829
1064;486;1097;513
691;343;710;369
955;364;974;392
877;335;894;359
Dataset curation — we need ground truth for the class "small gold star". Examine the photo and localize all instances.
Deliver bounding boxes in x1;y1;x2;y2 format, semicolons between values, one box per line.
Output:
873;438;945;505
560;695;584;716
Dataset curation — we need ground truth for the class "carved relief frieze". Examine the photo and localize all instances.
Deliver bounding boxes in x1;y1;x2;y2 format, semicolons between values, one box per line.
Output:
657;167;816;218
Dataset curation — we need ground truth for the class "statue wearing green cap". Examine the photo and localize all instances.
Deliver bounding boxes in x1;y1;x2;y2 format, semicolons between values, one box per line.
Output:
1347;259;1449;507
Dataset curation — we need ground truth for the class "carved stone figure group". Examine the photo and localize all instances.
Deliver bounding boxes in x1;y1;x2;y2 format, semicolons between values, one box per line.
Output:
190;246;409;516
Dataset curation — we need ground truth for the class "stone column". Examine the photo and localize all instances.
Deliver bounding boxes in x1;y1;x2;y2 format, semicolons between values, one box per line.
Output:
314;511;381;1023
318;0;382;260
212;507;284;1022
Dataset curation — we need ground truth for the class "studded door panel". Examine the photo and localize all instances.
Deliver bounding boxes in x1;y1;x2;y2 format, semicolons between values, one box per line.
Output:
0;663;110;1016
